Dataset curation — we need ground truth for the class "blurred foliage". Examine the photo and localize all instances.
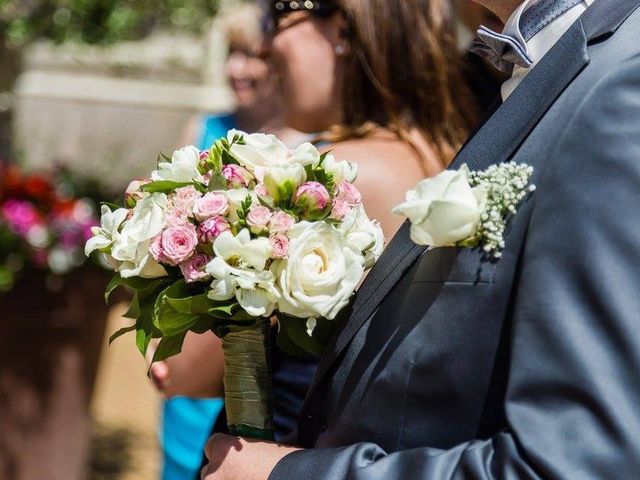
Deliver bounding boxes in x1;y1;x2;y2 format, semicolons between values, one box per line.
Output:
87;422;136;480
0;0;221;48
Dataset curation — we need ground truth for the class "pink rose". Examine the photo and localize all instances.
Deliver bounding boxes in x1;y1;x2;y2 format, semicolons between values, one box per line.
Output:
124;179;149;208
193;192;229;221
150;234;167;263
199;150;210;161
292;181;331;220
159;224;198;266
198;216;230;243
330;198;351;220
269;234;289;259
222;164;253;189
335;180;362;205
165;206;190;226
269;211;295;233
180;253;212;283
172;186;201;211
254;183;269;198
246;206;273;235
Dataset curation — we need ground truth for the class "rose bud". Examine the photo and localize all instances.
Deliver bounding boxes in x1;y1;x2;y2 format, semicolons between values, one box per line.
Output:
335;180;362;205
269;233;290;259
263;164;307;203
222;164;253;189
246;206;273;235
179;253;212;283
292;181;331;220
198;215;231;243
269;211;295;234
124;179;149;208
193;192;229;221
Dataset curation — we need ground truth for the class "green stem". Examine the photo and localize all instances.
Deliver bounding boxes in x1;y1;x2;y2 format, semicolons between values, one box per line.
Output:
220;318;274;440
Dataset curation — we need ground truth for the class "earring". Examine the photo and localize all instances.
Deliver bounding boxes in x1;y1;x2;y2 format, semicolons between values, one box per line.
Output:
335;44;346;56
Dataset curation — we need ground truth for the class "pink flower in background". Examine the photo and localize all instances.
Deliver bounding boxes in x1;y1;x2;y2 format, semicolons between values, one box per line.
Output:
193;192;229;221
198;216;230;243
246;206;273;235
222;164;253;189
269;211;295;233
2;199;42;236
269;234;289;258
335;180;362;205
199;150;210;161
292;181;331;220
156;224;198;266
330;198;351;220
180;253;212;283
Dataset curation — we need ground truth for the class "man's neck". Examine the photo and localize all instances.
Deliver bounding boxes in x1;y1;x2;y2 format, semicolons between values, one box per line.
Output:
473;0;523;23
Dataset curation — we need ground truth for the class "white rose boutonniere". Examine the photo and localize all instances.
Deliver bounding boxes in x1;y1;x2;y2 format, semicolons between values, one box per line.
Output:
393;163;535;257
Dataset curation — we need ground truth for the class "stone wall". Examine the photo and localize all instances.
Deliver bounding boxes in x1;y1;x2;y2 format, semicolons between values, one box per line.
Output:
13;19;235;192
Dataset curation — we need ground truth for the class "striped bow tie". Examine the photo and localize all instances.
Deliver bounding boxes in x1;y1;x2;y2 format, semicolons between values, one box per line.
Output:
469;0;583;74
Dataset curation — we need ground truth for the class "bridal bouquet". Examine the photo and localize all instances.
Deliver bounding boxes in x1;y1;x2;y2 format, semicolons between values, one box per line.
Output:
86;130;383;439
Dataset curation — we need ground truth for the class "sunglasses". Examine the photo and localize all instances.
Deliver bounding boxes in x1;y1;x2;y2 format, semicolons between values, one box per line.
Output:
264;0;341;34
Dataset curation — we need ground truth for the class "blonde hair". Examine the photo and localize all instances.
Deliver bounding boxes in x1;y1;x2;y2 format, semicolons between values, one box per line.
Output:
219;1;263;48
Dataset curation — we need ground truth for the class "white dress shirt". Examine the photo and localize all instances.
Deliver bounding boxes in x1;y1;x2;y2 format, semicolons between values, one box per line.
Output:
501;0;595;100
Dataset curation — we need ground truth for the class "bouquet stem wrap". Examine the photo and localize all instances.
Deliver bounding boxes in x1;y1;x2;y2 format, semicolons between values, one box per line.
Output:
220;318;275;440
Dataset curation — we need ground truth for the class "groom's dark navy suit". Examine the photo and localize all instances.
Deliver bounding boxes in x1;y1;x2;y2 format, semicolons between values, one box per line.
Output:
269;1;640;478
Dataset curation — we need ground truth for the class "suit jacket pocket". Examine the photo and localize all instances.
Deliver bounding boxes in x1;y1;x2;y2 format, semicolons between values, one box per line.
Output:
410;247;497;285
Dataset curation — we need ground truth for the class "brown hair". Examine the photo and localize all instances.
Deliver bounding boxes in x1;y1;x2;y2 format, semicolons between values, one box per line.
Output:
326;0;477;168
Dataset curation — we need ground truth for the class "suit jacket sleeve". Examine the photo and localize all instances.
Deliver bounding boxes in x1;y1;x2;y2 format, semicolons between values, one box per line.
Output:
269;56;640;479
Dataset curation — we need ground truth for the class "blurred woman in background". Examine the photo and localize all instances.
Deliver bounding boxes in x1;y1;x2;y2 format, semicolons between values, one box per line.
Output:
266;0;477;239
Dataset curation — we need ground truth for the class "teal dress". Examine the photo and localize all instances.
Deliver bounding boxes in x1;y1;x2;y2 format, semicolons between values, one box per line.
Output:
160;113;235;480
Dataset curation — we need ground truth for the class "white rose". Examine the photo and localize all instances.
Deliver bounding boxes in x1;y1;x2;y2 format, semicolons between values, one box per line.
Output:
322;154;358;183
151;146;203;183
263;164;307;203
206;229;278;317
339;205;384;269
228;130;320;171
111;193;168;278
224;188;259;223
273;222;365;321
392;167;487;247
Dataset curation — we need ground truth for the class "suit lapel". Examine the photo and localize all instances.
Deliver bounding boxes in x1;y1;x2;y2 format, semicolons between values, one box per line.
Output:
306;0;640;398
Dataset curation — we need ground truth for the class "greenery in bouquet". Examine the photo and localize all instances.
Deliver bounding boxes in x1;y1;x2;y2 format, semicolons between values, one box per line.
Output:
0;0;220;47
86;131;384;438
0;163;100;292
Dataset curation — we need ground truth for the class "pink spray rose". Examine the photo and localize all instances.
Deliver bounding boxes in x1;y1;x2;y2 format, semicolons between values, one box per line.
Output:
246;206;273;235
335;180;362;205
269;211;295;233
269;233;290;259
292;181;331;220
150;234;167;263
172;186;201;211
156;224;198;266
179;253;212;283
330;198;351;220
165;206;190;227
222;164;253;189
193;192;229;221
198;216;230;243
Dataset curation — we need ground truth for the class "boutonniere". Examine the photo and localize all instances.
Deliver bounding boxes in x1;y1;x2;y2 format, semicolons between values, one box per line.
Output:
392;163;535;258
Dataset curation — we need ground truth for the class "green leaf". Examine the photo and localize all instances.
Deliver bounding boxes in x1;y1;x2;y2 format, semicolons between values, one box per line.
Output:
208;173;227;191
135;307;159;355
153;281;213;337
108;324;136;345
123;293;141;319
276;314;335;357
104;275;171;304
142;180;197;193
151;332;188;364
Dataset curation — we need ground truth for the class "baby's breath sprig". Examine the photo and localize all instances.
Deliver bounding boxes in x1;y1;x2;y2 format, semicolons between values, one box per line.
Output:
465;163;535;258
